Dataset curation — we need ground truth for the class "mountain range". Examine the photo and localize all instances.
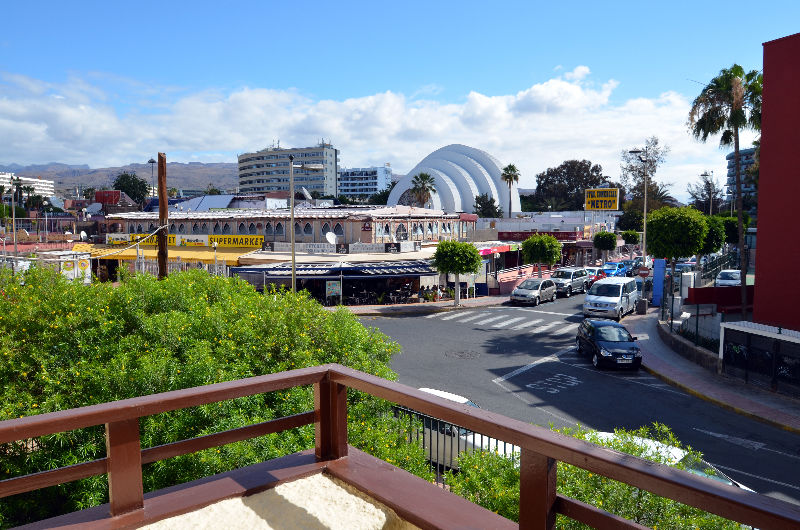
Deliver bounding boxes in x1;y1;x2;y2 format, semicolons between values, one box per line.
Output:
0;162;239;192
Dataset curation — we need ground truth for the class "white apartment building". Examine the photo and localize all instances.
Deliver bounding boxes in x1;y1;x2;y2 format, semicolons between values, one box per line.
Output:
0;172;56;199
338;164;392;198
238;143;339;196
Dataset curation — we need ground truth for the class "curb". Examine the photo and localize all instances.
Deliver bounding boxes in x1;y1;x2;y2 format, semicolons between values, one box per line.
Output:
641;363;800;436
345;300;508;317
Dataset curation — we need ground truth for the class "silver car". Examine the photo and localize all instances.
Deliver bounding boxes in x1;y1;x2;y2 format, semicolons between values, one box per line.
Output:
715;269;742;287
551;267;589;297
510;278;557;306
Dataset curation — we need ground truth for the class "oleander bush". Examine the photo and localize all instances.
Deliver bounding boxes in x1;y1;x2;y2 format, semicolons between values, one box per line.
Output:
446;423;743;529
0;267;431;527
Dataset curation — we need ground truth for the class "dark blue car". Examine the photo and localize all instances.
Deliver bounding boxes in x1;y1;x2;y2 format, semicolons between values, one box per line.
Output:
575;319;641;370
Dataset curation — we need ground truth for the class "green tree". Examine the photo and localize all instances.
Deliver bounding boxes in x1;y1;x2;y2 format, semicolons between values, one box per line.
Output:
472;192;503;218
82;187;96;200
432;240;481;306
205;183;222;195
0;268;433;526
715;214;749;245
368;182;396;205
687;172;724;215
689;64;762;319
593;231;617;263
500;164;520;218
445;424;744;529
699;215;725;274
616;207;643;232
410;173;437;207
519;193;536;212
621;230;640;259
646;207;708;290
533;160;608;211
521;234;562;278
113;172;149;204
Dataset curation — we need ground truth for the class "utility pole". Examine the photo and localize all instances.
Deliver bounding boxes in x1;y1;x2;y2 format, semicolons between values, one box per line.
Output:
157;153;168;279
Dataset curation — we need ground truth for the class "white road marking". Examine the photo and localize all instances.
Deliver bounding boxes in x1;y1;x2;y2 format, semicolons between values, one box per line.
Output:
492;348;574;383
530;321;560;334
511;318;543;330
453;312;491;323
516;308;578;317
552;323;579;336
425;312;444;318
439;311;468;321
694;428;800;461
713;464;800;492
474;315;507;326
493;316;526;328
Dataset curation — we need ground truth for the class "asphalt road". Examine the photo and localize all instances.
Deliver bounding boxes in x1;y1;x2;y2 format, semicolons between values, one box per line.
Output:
360;293;800;505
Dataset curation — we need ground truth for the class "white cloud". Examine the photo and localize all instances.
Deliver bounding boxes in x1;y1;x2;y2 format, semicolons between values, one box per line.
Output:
0;69;753;202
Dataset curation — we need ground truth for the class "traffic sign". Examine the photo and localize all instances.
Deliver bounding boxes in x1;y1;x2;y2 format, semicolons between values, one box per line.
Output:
638;267;650;277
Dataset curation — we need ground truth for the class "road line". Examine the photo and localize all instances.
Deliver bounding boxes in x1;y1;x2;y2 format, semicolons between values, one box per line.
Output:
493;378;575;424
452;312;490;323
713;464;800;492
552;323;579;336
492;317;526;328
516;308;578;317
530;321;560;334
511;318;543;330
492;347;574;383
424;312;443;318
474;315;507;326
439;311;468;321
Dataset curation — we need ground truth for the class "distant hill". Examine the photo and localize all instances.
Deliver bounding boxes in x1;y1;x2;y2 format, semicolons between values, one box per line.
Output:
0;162;239;193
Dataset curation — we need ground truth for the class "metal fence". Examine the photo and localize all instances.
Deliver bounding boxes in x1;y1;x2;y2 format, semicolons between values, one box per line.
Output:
722;328;800;398
700;252;738;283
394;406;518;484
133;258;229;277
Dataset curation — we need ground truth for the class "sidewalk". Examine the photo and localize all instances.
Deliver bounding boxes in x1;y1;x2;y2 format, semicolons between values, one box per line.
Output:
340;295;800;433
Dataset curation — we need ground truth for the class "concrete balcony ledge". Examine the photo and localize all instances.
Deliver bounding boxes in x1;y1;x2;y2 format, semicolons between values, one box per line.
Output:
24;448;513;530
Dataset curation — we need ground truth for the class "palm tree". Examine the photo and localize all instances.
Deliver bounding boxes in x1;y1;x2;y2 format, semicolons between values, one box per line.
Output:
500;164;520;218
688;64;761;320
410;173;437;207
0;185;5;230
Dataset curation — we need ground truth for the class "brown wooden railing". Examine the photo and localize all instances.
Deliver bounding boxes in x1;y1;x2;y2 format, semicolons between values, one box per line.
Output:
1;363;799;529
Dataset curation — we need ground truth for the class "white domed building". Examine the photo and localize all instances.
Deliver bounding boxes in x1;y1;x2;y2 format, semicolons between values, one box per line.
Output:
387;144;520;215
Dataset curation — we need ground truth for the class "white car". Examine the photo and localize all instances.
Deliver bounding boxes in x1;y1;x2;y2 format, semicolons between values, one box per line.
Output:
591;432;754;492
715;269;742;287
417;388;518;470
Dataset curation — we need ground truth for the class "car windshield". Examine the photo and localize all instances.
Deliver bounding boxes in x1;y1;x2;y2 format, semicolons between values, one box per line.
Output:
622;260;635;266
718;271;740;280
518;280;541;290
585;268;598;275
589;283;621;297
595;326;633;342
603;263;618;269
551;271;571;279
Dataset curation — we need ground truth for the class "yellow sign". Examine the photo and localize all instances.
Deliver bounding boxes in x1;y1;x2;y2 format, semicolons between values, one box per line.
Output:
131;234;177;246
78;259;89;270
585;188;619;210
209;235;264;248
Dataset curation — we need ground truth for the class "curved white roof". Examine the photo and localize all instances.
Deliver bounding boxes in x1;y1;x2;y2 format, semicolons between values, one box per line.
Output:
388;144;521;214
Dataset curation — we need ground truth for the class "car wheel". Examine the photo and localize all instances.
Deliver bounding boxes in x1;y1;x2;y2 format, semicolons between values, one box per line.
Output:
551;291;557;302
616;308;624;321
592;353;600;368
565;287;572;298
533;296;539;307
583;282;588;293
575;338;582;354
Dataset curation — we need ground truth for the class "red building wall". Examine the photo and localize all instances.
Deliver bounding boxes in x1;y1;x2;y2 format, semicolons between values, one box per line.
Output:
753;33;800;329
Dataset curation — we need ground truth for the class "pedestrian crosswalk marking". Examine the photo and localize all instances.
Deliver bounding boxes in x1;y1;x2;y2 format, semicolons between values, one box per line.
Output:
475;315;507;326
530;321;560;334
552;323;579;336
452;313;490;323
492;316;526;328
424;312;444;318
511;318;543;330
439;312;468;321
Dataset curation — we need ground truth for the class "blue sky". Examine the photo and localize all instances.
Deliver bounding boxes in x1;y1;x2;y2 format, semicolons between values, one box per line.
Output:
1;1;796;200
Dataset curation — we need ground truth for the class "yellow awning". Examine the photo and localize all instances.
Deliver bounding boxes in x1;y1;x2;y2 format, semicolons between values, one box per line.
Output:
72;244;250;266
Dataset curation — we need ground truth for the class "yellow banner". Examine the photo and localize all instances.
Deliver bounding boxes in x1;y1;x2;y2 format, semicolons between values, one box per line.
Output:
585;188;619;210
209;235;264;248
131;234;177;246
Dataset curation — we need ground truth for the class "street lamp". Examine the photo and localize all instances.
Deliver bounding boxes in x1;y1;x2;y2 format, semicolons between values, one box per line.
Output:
42;201;49;243
288;156;323;293
629;147;649;261
148;158;156;199
700;170;714;215
212;241;218;275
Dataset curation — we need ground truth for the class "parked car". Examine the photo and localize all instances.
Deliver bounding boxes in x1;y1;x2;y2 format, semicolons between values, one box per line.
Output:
583;277;640;320
674;261;696;274
550;267;589;297
509;278;557;306
584;267;607;287
602;261;628;277
575;319;642;370
416;388;518;470
621;259;638;276
715;269;742;287
590;432;755;492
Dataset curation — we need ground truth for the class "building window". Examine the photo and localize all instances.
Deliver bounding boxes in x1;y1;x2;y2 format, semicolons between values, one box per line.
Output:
275;222;284;236
222;223;231;234
149;223;156;232
249;223;257;235
321;222;330;234
265;222;273;236
169;223;176;233
192;223;200;234
427;223;433;236
201;223;208;234
213;222;221;235
395;224;408;241
137;224;144;233
303;222;313;236
384;223;390;236
178;223;186;234
238;222;246;234
334;223;344;236
294;222;302;236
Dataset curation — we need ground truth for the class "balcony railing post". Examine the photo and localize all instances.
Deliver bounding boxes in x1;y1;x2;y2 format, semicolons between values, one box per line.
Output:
105;418;144;516
519;448;557;530
315;372;348;461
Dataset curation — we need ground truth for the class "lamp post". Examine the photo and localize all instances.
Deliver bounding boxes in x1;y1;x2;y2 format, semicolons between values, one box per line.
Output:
212;241;218;276
288;156;323;294
42;201;49;243
628;147;649;261
700;170;714;215
148;158;156;198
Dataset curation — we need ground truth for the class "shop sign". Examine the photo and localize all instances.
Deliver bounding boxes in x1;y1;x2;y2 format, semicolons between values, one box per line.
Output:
584;188;619;210
385;243;400;253
262;242;274;251
107;234;130;245
131;233;177;246
498;231;580;241
361;222;372;231
178;235;208;247
326;281;341;297
336;243;350;254
208;235;264;248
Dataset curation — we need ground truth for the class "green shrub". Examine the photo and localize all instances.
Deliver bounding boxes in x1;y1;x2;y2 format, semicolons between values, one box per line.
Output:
445;424;743;529
0;267;428;526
